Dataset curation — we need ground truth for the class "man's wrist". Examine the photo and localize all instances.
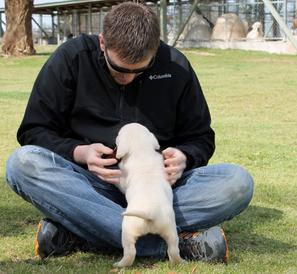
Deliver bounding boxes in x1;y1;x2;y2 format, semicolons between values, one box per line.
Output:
180;150;194;170
73;145;88;164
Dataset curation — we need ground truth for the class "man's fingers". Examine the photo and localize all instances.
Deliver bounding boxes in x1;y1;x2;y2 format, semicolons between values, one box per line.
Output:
98;157;118;167
166;170;183;184
164;158;176;166
99;167;121;178
165;166;180;174
164;157;185;167
90;166;121;178
98;176;120;184
162;147;175;158
87;158;115;170
94;143;114;155
168;175;178;185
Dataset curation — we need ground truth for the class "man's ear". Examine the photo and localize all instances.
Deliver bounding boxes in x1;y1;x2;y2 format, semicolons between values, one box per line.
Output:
150;133;160;150
116;137;129;159
98;33;105;51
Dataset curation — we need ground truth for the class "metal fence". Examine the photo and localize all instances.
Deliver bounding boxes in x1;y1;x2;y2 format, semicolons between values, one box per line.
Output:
165;0;297;45
1;0;296;53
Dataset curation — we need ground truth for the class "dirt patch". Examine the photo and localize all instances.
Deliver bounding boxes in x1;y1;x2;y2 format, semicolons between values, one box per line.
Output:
183;50;216;56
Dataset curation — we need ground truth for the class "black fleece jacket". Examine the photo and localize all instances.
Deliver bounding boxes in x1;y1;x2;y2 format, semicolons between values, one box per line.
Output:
17;34;215;170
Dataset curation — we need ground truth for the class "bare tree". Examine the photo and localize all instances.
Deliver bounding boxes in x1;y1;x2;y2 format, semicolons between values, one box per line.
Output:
2;0;35;56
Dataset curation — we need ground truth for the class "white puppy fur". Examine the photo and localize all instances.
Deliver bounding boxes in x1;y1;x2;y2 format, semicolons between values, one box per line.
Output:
114;123;183;267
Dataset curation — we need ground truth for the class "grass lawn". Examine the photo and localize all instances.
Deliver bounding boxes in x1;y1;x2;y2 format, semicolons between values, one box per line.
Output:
0;45;296;274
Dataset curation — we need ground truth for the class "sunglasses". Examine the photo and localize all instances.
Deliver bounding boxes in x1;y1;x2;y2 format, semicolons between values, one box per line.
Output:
105;50;155;74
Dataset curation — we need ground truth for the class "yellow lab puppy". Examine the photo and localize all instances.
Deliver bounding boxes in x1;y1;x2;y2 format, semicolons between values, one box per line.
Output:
115;123;183;267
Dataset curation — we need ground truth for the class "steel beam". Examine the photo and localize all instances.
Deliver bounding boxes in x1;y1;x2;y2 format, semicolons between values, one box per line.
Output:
262;0;297;50
171;0;200;47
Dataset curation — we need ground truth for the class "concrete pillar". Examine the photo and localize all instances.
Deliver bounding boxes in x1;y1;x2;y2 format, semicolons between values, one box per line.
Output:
63;13;67;41
88;4;92;34
57;11;61;44
160;0;167;43
99;9;103;33
72;10;78;37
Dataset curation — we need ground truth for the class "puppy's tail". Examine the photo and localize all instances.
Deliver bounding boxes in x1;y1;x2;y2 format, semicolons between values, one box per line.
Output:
122;210;154;221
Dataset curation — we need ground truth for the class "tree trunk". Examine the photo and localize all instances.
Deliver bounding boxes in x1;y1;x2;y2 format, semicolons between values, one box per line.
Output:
2;0;35;56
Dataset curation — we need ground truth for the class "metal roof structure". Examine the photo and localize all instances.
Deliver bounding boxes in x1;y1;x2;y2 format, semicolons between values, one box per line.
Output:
0;0;163;42
32;0;126;14
0;0;159;14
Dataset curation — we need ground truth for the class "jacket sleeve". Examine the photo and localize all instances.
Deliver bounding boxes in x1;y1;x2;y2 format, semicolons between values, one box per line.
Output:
17;46;86;161
175;64;215;169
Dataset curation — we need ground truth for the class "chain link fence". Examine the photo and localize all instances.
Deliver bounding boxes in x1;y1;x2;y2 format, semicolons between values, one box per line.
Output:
165;0;297;47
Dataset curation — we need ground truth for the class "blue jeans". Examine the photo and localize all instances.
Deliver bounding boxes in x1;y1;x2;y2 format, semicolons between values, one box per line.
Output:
6;145;254;258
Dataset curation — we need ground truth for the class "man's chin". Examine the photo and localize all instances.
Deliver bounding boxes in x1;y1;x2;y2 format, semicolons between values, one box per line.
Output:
114;79;132;85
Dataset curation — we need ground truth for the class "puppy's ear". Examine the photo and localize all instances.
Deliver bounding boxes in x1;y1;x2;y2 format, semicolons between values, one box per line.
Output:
150;133;160;150
116;137;129;159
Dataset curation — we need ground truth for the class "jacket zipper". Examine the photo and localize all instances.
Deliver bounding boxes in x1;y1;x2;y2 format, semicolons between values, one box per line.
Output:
119;85;125;120
134;80;143;121
119;78;143;122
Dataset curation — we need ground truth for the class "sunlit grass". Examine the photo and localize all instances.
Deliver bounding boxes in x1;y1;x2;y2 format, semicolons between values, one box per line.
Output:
0;46;296;273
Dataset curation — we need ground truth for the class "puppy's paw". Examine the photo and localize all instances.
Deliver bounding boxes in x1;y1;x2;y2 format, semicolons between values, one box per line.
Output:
113;261;124;268
172;258;186;264
113;260;132;268
169;255;185;265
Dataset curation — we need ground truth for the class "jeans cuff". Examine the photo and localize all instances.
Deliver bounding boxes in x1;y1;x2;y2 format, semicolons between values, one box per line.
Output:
158;240;168;259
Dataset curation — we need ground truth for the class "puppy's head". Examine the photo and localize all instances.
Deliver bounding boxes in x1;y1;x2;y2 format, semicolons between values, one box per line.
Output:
116;123;160;159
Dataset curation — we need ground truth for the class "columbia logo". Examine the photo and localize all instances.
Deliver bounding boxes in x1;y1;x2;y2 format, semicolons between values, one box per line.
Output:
149;73;172;80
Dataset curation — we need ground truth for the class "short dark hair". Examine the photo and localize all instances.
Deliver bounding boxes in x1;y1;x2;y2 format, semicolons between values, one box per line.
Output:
103;2;160;63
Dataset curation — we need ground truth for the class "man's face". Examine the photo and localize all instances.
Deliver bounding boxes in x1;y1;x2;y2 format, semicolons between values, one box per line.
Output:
99;34;155;85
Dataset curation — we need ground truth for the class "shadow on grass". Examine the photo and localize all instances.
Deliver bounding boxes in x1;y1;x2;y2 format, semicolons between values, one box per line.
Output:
0;201;41;237
34;52;53;57
224;205;296;260
0;180;41;237
0;251;159;273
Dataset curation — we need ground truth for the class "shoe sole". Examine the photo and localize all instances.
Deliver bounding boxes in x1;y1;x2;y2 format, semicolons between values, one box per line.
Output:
220;228;229;263
34;220;43;258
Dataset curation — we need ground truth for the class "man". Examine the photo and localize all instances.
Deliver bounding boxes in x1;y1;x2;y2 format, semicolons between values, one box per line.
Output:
6;2;253;262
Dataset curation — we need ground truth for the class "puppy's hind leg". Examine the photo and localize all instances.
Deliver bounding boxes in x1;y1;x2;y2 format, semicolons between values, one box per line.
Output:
114;221;137;268
161;227;184;264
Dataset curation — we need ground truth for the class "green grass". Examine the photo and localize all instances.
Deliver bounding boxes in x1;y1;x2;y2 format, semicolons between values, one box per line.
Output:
0;46;296;274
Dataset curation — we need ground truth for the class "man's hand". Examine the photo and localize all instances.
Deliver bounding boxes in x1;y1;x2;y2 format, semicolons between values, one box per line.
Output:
162;147;187;185
73;144;121;184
